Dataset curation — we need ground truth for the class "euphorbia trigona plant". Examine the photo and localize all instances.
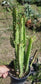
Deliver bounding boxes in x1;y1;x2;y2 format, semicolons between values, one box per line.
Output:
12;7;33;78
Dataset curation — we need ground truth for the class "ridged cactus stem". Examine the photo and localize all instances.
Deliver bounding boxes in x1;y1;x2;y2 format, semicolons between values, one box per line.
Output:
19;17;25;77
12;7;19;71
25;38;33;72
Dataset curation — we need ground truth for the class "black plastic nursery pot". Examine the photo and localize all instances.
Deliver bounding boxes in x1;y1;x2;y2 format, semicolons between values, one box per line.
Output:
9;70;30;84
8;57;37;84
8;61;30;84
8;64;37;84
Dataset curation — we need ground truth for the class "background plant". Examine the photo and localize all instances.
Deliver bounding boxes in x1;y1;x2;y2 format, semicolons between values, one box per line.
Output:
24;4;40;20
17;0;41;4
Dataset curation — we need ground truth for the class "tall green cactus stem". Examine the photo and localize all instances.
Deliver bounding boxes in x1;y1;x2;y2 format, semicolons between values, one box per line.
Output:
19;18;26;77
12;7;19;71
25;38;32;72
15;9;20;71
12;7;18;40
12;7;16;71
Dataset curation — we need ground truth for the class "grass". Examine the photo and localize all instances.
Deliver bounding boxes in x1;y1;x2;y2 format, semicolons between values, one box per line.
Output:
0;60;9;65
